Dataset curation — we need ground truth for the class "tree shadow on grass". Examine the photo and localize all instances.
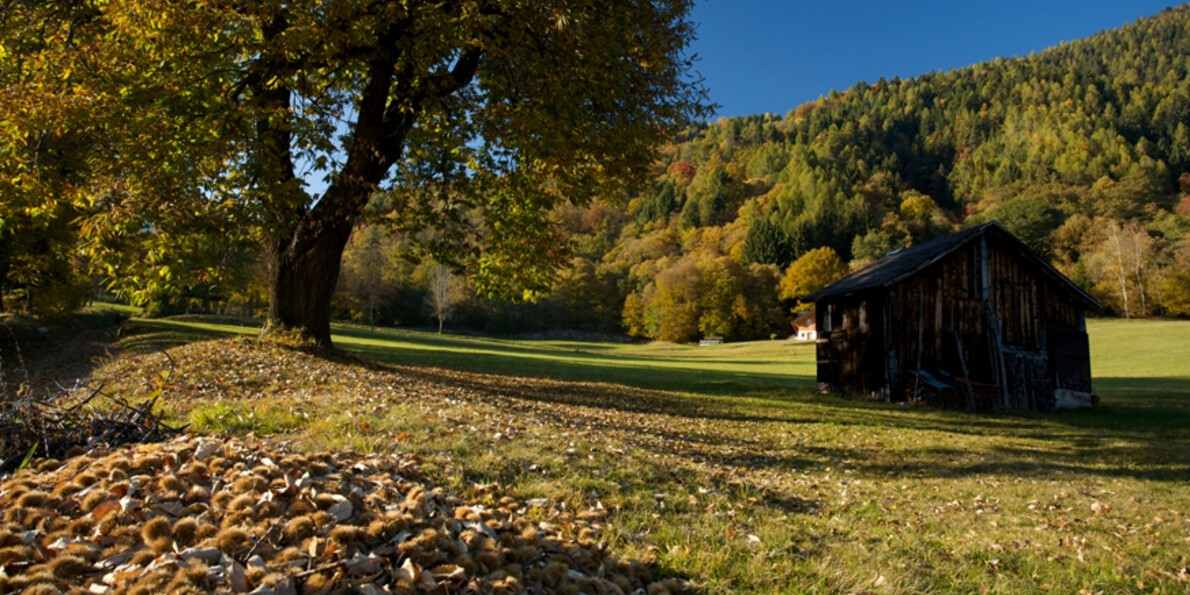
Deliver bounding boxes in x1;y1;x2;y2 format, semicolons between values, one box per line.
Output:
343;326;1188;444
346;342;818;424
115;317;259;353
2;310;125;398
343;340;814;400
1066;376;1190;430
338;336;1190;485
763;377;1190;483
112;317;1190;487
844;441;1190;482
332;324;816;360
293;343;831;518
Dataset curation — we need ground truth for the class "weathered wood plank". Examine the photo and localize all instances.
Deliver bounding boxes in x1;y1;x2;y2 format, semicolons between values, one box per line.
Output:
812;225;1093;412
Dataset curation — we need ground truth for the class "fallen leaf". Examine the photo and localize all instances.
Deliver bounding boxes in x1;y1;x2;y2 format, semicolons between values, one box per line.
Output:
430;564;467;582
194;441;220;460
328;500;353;522
226;558;248;592
155;501;185;516
395;557;419;584
91;499;121;522
95;550;138;571
179;547;223;565
417;565;438;590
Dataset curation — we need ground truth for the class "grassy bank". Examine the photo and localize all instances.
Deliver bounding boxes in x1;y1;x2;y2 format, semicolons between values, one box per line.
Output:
93;314;1190;593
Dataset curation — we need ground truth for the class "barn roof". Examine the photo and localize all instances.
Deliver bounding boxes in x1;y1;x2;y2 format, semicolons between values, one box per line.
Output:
805;222;1101;308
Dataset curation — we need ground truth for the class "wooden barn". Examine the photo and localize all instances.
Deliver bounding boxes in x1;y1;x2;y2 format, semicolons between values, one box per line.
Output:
805;222;1101;412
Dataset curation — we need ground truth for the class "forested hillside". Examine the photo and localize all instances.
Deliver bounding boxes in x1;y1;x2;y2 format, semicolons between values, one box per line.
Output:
328;5;1190;339
8;6;1190;338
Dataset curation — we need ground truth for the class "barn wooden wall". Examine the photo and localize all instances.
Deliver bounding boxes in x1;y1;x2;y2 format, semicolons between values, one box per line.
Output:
816;232;1092;412
816;296;886;398
888;241;998;408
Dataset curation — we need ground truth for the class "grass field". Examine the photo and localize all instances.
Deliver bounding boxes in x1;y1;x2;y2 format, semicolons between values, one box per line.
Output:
113;314;818;396
93;312;1190;593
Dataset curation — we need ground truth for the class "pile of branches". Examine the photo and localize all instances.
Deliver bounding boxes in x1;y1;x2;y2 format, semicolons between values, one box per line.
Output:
0;383;185;473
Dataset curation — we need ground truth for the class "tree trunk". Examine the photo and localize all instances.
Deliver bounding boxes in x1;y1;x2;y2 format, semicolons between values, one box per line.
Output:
1110;224;1129;318
1132;226;1147;317
263;217;355;348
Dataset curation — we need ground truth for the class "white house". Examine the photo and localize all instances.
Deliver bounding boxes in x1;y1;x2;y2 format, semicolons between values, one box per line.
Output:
792;310;816;341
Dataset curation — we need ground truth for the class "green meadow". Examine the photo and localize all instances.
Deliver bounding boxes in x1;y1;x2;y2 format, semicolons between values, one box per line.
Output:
114;313;819;396
114;312;1190;403
96;311;1190;593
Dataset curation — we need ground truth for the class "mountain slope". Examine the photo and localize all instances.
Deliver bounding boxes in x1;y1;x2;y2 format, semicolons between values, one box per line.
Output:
588;5;1190;335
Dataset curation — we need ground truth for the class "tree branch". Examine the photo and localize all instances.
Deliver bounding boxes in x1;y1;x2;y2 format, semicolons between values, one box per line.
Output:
246;12;301;233
307;18;406;228
435;46;484;98
307;11;482;232
376;45;484;163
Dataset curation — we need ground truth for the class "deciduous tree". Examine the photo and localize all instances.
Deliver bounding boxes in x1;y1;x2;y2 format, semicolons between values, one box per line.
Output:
778;247;849;311
1085;219;1160;317
338;224;398;331
4;0;707;346
1159;271;1190;317
425;262;465;334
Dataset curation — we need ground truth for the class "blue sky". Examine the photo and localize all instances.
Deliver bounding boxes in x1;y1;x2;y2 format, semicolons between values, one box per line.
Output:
688;0;1177;118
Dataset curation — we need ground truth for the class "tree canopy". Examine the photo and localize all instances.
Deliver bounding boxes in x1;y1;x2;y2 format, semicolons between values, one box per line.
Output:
1;0;707;344
778;247;849;311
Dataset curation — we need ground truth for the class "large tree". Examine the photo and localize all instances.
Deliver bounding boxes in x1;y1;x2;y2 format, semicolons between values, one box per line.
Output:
2;0;707;345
